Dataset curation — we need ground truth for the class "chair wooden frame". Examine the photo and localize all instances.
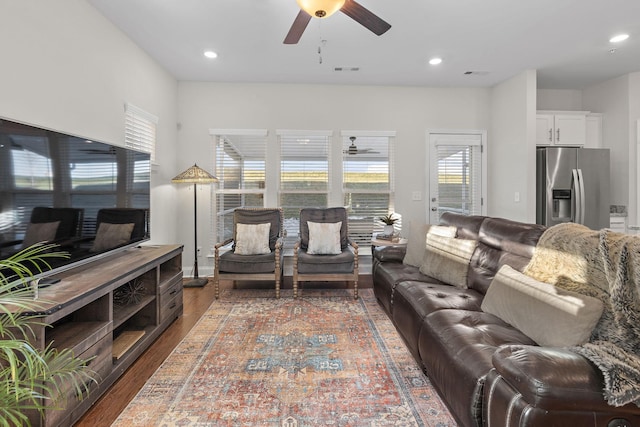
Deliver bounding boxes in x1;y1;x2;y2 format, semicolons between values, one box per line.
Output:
213;208;284;299
292;208;359;299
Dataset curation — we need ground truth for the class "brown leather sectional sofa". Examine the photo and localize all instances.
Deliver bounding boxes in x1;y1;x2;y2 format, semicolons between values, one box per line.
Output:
372;212;640;427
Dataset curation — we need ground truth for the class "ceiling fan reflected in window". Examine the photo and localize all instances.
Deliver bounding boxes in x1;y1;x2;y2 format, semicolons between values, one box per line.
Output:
344;136;380;155
284;0;391;44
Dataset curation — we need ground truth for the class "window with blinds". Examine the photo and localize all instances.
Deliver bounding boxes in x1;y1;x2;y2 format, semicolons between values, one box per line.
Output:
278;131;331;245
213;131;267;242
430;133;483;223
124;103;157;162
341;132;395;246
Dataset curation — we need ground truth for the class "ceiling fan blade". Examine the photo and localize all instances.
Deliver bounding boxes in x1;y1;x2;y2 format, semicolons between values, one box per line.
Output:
283;10;312;44
340;0;391;36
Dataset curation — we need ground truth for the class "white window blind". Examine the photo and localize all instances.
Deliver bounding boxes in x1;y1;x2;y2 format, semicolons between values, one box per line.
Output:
341;132;396;246
124;103;157;162
278;130;331;245
431;136;483;222
212;130;267;242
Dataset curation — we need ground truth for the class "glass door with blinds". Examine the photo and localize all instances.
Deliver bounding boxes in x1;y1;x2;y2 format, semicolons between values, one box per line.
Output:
342;132;395;247
428;132;486;224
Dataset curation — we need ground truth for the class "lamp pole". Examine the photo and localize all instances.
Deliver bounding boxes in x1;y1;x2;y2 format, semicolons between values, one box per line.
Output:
171;164;217;288
192;182;200;280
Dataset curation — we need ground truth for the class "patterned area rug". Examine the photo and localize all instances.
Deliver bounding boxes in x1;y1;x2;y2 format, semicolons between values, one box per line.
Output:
113;288;456;426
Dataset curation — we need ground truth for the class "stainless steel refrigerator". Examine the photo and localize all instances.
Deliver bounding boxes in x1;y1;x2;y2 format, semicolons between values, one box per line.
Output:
536;147;610;230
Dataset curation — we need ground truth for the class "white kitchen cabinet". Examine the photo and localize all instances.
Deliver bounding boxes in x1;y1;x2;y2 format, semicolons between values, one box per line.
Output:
536;111;588;146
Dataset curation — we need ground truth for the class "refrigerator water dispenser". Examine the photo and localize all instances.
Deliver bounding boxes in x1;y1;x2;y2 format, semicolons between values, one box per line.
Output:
552;189;572;220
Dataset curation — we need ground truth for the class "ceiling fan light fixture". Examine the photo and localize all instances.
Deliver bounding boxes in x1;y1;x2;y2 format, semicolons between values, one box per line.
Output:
296;0;346;18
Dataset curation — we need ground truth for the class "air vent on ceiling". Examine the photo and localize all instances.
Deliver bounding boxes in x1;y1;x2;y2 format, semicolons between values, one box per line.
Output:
334;67;360;72
464;71;489;76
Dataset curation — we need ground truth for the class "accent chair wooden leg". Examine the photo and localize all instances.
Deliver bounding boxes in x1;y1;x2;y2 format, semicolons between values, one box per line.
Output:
214;276;219;299
354;280;358;299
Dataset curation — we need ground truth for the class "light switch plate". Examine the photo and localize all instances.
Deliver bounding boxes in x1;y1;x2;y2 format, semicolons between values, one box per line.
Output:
412;191;422;201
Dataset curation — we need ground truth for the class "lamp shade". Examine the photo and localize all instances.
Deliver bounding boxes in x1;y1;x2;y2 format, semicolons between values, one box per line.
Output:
171;164;218;184
296;0;345;18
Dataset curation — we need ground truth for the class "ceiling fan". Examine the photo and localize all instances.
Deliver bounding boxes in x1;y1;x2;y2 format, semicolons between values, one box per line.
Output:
344;136;379;155
284;0;391;45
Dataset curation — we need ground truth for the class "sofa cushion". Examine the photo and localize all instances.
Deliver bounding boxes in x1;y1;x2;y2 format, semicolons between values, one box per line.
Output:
418;309;537;427
419;234;477;289
392;281;483;359
481;265;603;347
296;247;354;274
468;216;546;295
219;251;276;274
372;262;437;315
403;222;457;267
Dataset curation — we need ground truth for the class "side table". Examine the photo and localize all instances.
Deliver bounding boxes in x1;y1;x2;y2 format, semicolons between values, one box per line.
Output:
370;236;408;247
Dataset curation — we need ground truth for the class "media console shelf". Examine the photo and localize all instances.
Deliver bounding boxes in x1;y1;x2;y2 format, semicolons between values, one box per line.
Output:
17;244;183;427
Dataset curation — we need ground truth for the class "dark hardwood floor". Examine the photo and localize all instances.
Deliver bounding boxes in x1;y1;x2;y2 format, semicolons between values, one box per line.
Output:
74;275;372;426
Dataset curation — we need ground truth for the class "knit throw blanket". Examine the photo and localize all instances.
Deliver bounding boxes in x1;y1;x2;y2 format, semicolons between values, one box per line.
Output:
523;222;640;407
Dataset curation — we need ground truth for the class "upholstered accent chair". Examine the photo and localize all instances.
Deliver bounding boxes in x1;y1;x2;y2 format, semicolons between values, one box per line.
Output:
90;208;149;253
293;207;359;299
0;207;85;256
213;208;284;299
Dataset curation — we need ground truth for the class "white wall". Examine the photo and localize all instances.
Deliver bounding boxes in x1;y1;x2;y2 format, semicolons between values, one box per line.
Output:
628;72;640;227
537;89;583;110
488;70;538;222
0;0;179;245
583;75;630;222
177;82;492;275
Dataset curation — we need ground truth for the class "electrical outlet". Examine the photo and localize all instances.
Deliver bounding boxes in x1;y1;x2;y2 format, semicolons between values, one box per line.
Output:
514;192;520;202
197;247;202;257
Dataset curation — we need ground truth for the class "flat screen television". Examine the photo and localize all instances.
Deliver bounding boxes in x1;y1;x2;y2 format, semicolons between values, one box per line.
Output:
0;117;150;280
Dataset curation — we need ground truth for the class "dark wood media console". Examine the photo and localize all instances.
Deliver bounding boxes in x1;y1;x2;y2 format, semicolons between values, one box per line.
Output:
19;244;183;427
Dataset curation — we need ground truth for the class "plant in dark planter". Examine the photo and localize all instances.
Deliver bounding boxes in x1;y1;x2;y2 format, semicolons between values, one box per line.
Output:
0;244;94;427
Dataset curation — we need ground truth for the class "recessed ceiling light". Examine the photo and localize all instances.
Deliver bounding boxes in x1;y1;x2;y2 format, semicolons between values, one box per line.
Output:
609;34;629;43
204;50;218;59
429;57;443;65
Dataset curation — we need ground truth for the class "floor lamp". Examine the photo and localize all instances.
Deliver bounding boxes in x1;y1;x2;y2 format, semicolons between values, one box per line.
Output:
172;164;218;288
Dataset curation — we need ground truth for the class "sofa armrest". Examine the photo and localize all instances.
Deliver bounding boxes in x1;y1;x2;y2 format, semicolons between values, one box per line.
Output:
372;245;406;263
491;344;624;411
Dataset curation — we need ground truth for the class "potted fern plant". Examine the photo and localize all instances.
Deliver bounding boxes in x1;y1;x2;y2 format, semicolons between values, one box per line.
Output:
379;213;398;235
0;244;94;426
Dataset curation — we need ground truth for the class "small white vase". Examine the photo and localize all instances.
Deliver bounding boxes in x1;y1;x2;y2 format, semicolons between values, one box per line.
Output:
383;224;394;235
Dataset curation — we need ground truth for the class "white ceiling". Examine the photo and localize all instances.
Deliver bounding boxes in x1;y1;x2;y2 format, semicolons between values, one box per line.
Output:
88;0;640;89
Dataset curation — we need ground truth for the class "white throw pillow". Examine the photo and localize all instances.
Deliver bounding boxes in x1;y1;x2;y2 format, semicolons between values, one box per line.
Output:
403;222;457;267
481;265;604;347
235;223;271;255
419;234;476;288
307;221;342;255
